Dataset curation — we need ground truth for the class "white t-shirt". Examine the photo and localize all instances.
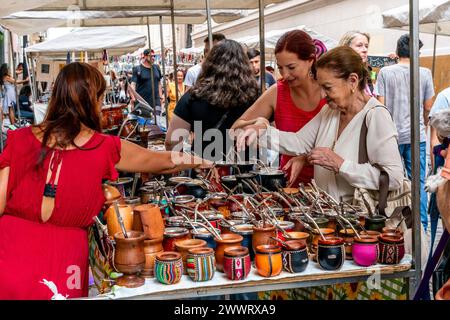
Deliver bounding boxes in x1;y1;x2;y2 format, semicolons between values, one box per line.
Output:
430;86;450;117
184;63;202;87
374;64;435;145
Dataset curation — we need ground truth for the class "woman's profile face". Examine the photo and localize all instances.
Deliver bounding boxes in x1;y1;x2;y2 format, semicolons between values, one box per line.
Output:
177;71;184;83
317;68;352;111
349;34;369;63
276;50;313;88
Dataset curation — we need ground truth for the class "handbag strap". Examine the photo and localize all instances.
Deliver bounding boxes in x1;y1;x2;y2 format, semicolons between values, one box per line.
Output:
358;105;390;216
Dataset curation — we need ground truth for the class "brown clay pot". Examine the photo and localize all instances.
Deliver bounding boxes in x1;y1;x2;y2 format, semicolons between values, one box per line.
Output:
134;204;165;240
142;237;164;278
381;227;404;236
255;244;283;277
113;231;146;288
338;228;356;259
175;239;208;274
286;231;310;247
252;224;277;253
310;228;335;254
104;204;134;239
214;233;243;272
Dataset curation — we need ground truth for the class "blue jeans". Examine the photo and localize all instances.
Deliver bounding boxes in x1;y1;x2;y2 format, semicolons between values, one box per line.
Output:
398;142;428;230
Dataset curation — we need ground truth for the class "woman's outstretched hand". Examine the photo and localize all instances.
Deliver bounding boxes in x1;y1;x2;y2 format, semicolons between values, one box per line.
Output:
283;155;307;187
232;117;270;152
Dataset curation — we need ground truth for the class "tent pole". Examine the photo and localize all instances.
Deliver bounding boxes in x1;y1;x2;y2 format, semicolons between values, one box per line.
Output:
147;16;157;126
159;16;169;130
8;30;21;126
259;0;266;94
409;0;422;297
205;0;213;48
170;0;179;106
432;24;437;80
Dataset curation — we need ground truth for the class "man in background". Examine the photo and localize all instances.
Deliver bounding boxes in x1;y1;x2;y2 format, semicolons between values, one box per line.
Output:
130;49;163;109
247;48;276;90
375;34;435;230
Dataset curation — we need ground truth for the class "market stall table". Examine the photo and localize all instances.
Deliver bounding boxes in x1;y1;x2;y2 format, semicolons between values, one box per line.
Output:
86;255;412;300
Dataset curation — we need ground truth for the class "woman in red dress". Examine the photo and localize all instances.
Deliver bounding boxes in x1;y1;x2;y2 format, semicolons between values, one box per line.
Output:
0;62;210;300
232;30;327;187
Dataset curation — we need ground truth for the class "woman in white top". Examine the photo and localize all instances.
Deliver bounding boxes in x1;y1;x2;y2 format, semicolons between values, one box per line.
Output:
234;46;404;201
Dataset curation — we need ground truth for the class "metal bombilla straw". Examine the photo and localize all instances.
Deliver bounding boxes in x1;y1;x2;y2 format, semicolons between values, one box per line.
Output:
262;203;292;239
177;209;198;232
303;202;326;241
335;209;361;239
113;200;128;238
194;200;222;240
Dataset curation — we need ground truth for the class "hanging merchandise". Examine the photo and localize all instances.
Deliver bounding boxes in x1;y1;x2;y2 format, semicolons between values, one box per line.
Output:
66;52;71;64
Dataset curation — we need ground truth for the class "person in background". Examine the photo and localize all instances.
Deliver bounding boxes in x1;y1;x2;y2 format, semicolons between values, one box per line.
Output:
130;49;164;109
266;65;275;76
232;30;328;187
167;69;186;123
339;31;375;95
0;62;211;300
375;34;435;230
165;39;259;162
18;85;34;121
117;75;130;104
247;48;276;90
15;63;30;93
184;33;226;91
1;63;27;125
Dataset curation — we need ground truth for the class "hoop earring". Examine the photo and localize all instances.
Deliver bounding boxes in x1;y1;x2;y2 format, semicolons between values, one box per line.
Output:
308;70;314;78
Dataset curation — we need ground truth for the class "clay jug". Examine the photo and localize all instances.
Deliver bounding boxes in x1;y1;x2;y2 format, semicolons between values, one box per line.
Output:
134;204;165;240
104;204;134;239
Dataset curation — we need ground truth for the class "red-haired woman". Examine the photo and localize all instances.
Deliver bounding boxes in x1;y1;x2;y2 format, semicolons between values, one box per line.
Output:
0;62;210;300
232;30;327;187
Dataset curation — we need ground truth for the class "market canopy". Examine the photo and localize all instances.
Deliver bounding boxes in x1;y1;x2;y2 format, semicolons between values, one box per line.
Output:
1;10;248;35
25;0;287;11
382;0;450;36
234;25;339;52
2;0;59;17
26;27;146;56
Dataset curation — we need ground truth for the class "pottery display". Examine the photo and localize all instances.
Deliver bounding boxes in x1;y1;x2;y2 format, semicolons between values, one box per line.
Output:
163;227;190;251
230;224;255;260
364;215;386;232
186;247;216;282
378;233;405;265
282;240;309;273
276;221;295;241
252;169;286;191
317;236;345;271
255;244;283;277
134;204;165;240
154;252;183;285
175;239;208;274
223;246;251;280
285;231;310;247
104;204;134;239
252;224;277;253
221;175;238;191
214;233;243;272
310;228;336;254
113;231;146;288
338;228;356;259
381;227;404;236
352;235;379;267
142;237;164;278
230;211;252;223
219;219;244;234
191;228;221;249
